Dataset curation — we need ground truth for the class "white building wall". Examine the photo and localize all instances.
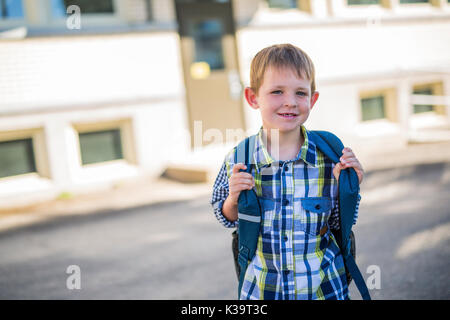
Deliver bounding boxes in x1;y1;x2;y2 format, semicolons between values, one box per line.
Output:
0;30;190;206
0;32;184;113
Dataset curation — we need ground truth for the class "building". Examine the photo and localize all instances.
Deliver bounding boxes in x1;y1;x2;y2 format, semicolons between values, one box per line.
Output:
1;0;449;207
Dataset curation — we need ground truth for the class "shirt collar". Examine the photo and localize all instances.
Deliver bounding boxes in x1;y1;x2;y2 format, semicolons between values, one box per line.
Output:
253;125;317;173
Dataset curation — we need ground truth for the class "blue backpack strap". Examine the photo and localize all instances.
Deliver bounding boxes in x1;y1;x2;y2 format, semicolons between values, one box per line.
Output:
234;135;261;299
310;130;371;300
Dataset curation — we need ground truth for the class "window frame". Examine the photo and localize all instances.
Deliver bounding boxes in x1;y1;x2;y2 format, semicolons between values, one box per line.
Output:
45;0;123;29
0;127;49;181
399;0;430;4
78;128;124;166
0;137;36;179
411;81;446;115
0;0;171;38
347;0;382;6
359;88;397;123
73;119;136;168
266;0;298;10
360;95;386;122
263;0;315;13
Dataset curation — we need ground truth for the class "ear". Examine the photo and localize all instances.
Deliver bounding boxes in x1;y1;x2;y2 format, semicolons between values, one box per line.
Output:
244;87;259;110
309;91;319;110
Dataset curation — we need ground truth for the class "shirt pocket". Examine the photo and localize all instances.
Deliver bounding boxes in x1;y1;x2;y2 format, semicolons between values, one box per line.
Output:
298;197;332;236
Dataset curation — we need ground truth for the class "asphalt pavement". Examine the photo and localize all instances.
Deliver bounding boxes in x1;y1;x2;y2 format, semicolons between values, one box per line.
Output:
0;159;449;299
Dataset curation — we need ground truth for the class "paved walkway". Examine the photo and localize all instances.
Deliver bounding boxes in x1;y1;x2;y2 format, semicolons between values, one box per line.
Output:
0;140;449;232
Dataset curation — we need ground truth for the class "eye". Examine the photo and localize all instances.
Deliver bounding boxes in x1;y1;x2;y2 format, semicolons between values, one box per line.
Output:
296;91;307;96
271;90;282;95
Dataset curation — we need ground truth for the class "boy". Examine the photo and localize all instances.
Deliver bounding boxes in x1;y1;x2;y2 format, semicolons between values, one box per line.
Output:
210;44;364;300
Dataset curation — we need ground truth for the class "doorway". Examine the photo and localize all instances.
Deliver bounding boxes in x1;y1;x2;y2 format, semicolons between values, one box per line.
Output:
175;0;246;148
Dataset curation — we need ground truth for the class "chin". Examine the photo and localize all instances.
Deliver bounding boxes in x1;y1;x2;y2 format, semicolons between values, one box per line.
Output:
263;119;303;133
277;122;302;132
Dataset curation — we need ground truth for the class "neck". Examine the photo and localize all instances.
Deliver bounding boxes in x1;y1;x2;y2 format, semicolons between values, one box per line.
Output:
263;127;304;161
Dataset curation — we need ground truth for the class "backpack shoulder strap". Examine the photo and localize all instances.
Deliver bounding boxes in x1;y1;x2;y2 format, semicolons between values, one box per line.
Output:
234;134;261;299
234;134;257;169
310;130;371;300
309;130;343;163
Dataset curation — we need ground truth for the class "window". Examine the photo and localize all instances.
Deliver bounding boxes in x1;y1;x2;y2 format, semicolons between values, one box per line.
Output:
267;0;297;9
78;129;123;165
412;82;445;115
51;0;114;17
191;19;225;70
361;95;386;121
399;0;428;3
413;87;434;114
348;0;380;5
0;138;36;179
0;0;24;19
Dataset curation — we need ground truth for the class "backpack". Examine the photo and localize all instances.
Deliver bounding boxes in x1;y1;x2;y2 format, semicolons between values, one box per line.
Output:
231;130;371;300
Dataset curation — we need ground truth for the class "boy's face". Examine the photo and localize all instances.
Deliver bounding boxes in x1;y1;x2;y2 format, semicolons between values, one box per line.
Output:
245;66;319;135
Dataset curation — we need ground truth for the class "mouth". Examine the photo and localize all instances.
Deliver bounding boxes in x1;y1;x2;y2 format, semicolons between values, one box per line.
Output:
277;113;298;119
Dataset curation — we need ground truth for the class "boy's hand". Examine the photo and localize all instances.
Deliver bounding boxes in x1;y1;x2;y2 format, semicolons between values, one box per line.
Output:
333;147;364;185
228;163;255;204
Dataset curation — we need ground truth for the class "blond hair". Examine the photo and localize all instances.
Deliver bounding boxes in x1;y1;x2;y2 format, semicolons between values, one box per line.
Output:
249;43;316;95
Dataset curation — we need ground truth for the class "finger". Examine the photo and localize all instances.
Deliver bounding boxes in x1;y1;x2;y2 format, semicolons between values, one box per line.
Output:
236;172;254;179
233;183;254;191
341;160;358;168
230;173;254;184
232;163;247;174
334;162;344;170
342;147;352;153
333;163;343;180
333;162;343;174
343;162;363;172
230;176;254;186
341;151;355;159
341;148;356;159
342;157;360;165
340;157;358;165
232;177;255;186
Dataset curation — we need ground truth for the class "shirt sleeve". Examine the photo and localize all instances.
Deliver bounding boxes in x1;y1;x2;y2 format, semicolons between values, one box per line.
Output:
210;162;238;228
328;193;361;231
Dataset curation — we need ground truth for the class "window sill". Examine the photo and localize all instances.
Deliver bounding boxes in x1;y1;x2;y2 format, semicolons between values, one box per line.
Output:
354;119;401;138
0;173;54;205
72;159;139;186
410;112;448;130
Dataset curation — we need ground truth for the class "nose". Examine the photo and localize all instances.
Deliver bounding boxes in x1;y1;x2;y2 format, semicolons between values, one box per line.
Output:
283;93;297;107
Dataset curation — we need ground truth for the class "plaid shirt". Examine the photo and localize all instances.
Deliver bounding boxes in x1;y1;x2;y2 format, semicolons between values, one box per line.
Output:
210;125;360;300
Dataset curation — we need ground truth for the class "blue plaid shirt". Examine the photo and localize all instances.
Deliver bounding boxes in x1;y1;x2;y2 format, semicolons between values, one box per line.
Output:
211;125;360;300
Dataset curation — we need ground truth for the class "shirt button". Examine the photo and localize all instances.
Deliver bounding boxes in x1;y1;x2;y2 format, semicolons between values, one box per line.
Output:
283;236;288;242
315;204;321;210
283;270;290;275
283;199;289;206
284;166;288;172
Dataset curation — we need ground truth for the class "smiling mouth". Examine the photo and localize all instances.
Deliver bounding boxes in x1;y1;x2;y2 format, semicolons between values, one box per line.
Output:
277;113;298;119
